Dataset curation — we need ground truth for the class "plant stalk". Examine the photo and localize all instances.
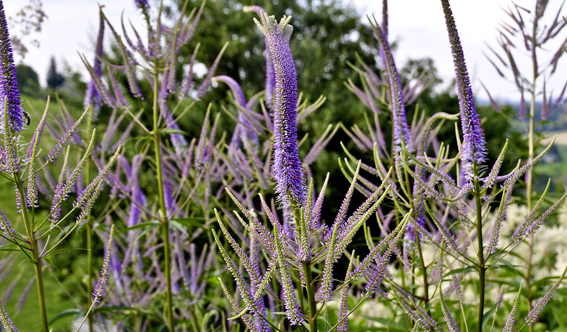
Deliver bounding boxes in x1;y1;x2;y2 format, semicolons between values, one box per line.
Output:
87;220;93;332
15;173;49;332
302;261;317;332
525;13;539;330
152;66;175;330
85;106;94;332
474;167;485;332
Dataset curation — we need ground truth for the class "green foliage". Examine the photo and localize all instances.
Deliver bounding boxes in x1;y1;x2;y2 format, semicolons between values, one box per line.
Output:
15;64;41;97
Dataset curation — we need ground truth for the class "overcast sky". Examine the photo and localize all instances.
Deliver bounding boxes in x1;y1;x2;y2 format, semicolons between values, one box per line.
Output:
5;0;567;102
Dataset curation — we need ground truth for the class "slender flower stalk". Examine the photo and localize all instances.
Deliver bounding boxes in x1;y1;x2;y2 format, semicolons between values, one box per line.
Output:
1;3;48;330
153;65;175;330
503;282;523;332
368;18;412;155
84;8;105;115
440;1;488;331
440;0;486;182
525;265;567;325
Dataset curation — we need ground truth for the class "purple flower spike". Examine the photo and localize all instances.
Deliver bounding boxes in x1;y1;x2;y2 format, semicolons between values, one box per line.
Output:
84;8;105;113
213;75;258;149
369;20;412;154
134;0;150;10
526;265;567;325
0;208;14;238
0;297;18;332
92;225;115;303
213;75;246;106
441;0;486;180
0;1;25;133
244;6;276;111
254;14;305;207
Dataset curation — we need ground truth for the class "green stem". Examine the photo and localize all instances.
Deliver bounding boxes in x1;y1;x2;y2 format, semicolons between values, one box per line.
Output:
85;106;94;332
153;65;174;330
474;166;485;332
302;261;317;332
86;219;93;331
15;173;49;332
414;230;430;303
525;32;537;332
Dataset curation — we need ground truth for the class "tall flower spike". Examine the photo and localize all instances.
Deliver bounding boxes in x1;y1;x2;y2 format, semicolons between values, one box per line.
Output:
503;282;523;332
441;0;486;180
84;7;105;113
273;224;302;325
525;265;567;325
255;13;305;220
0;1;25;133
369;18;412;154
92;225;115;303
244;6;276;111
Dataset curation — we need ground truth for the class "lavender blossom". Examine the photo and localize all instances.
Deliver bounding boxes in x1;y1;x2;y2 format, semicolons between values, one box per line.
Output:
84;8;105;113
0;298;18;332
254;14;305;209
525;265;567;325
0;1;25;133
0;208;13;238
273;224;302;325
337;253;355;332
440;296;460;332
213;75;258;149
441;0;487;180
369;19;412;154
195;43;228;100
503;282;523;332
45;109;89;163
92;225;115;303
134;0;150;11
244;6;276;111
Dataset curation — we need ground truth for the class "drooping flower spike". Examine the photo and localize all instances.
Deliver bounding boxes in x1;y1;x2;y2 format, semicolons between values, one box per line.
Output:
0;0;25;133
213;75;259;150
254;13;305;210
441;0;486;180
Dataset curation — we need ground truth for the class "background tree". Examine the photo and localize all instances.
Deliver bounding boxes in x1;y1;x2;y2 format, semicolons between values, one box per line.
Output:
46;56;65;89
15;63;41;96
